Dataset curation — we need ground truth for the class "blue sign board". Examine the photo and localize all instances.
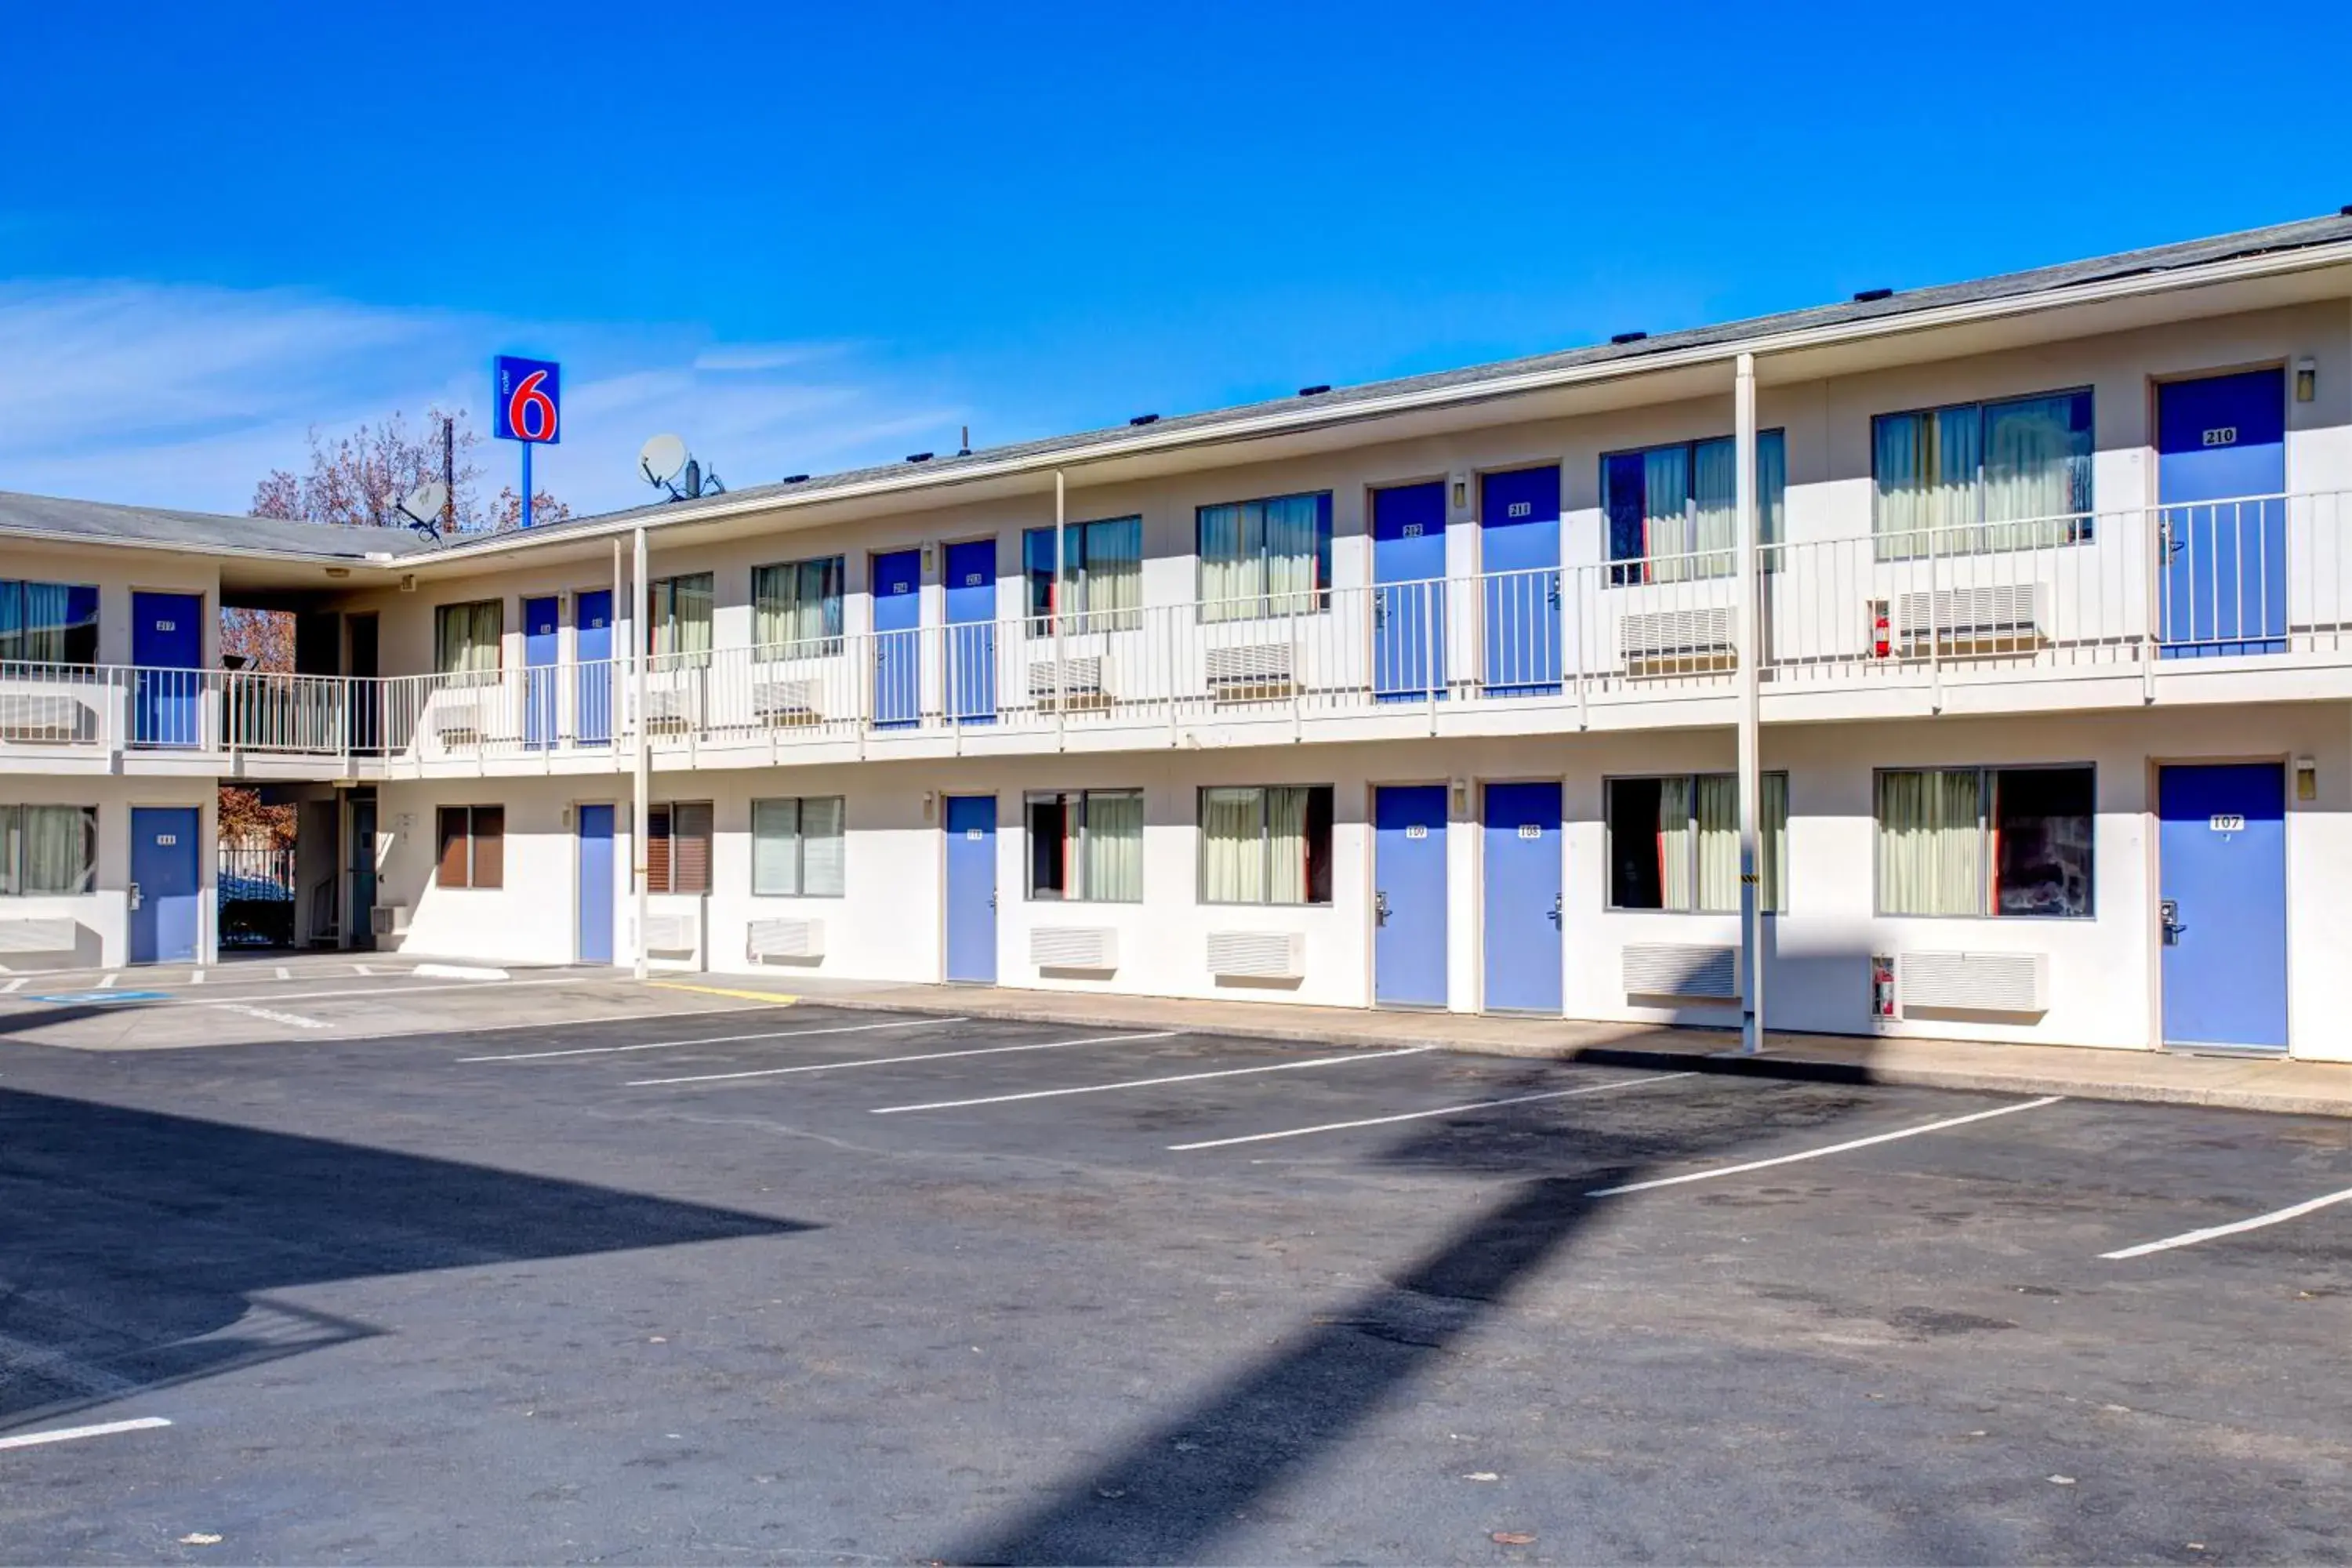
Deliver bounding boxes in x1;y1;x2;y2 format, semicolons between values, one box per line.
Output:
493;356;561;444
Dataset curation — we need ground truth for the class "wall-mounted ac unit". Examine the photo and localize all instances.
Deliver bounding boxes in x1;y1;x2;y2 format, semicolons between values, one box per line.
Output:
1029;657;1110;712
1883;585;2046;659
0;916;78;954
1621;942;1740;1000
1896;949;2049;1014
636;683;699;734
753;679;822;728
639;913;699;955
368;904;412;938
1619;606;1736;676
748;916;824;961
0;692;93;742
433;699;484;745
1205;643;1294;702
1207;929;1305;980
1030;925;1119;971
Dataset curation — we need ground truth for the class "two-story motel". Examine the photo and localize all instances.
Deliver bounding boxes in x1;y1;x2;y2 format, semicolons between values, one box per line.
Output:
5;212;2352;1062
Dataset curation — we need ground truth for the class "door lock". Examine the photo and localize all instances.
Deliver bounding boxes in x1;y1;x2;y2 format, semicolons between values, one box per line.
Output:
2159;898;2186;946
128;881;142;911
1374;890;1391;926
1548;894;1563;927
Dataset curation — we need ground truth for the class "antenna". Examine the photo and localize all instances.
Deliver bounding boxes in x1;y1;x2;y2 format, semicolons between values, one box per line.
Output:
637;434;725;502
397;480;448;541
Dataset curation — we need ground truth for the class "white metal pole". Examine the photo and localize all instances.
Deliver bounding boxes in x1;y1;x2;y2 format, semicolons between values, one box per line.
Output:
1054;468;1068;752
1734;352;1763;1055
632;524;652;982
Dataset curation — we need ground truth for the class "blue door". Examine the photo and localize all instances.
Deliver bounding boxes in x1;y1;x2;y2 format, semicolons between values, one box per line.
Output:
523;595;559;748
132;591;205;748
1480;467;1563;695
2158;763;2288;1052
2158;368;2287;658
944;539;997;724
1375;784;1449;1008
1483;780;1562;1013
944;794;997;983
873;549;923;728
575;589;613;745
576;804;615;964
130;806;201;964
1374;482;1448;701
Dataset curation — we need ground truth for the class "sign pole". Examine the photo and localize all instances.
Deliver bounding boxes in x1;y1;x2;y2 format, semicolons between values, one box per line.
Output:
522;440;533;532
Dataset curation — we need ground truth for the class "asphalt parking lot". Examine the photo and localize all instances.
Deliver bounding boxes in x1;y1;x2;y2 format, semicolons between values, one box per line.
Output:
0;973;2347;1564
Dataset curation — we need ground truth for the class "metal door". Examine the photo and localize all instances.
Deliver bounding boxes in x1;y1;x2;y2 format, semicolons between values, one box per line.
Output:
575;590;613;745
2158;762;2288;1051
577;804;615;964
347;793;376;952
944;539;997;724
873;549;923;728
1373;482;1447;700
1374;784;1449;1008
944;794;997;983
2158;368;2287;658
1479;467;1563;695
129;806;201;964
524;595;559;748
1482;780;1563;1013
132;591;205;748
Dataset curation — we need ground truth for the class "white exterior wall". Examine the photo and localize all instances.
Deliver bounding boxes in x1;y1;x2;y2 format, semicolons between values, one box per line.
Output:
0;776;217;969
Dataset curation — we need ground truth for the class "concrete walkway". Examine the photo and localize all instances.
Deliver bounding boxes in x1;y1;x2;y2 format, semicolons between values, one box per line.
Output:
681;975;2352;1119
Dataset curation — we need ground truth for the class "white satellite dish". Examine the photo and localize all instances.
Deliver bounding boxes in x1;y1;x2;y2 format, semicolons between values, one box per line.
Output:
639;434;689;489
397;480;448;529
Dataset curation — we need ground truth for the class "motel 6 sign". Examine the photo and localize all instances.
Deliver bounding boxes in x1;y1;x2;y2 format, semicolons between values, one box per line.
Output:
493;355;561;444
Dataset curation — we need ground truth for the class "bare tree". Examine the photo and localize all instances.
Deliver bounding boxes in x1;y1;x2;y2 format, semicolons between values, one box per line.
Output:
249;406;567;533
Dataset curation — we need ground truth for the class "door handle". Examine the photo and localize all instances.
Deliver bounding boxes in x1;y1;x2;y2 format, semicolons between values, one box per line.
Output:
1548;895;1563;926
2159;898;2186;946
1374;890;1391;926
128;881;142;911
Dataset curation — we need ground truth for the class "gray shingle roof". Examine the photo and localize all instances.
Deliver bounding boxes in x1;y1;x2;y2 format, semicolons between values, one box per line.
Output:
0;490;440;558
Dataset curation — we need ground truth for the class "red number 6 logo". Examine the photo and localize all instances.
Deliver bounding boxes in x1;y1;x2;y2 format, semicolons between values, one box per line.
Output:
507;370;557;441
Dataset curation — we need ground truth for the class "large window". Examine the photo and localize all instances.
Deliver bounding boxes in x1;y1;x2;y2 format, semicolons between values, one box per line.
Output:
1876;765;2092;917
0;805;97;895
1607;774;1788;913
434;601;503;679
646;801;713;895
1873;389;2093;559
0;582;99;665
751;558;844;655
751;797;844;897
1604;432;1787;584
1027;789;1144;902
1197;492;1332;622
648;573;714;665
434;805;504;889
1024;517;1143;634
1199;785;1333;905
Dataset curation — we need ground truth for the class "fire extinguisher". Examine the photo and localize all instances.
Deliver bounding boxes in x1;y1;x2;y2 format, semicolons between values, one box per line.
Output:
1870;601;1891;660
1871;956;1896;1019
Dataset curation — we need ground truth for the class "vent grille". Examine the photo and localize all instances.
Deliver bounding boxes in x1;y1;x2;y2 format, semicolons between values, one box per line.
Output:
1620;607;1736;674
368;905;411;938
639;913;699;955
1621;942;1740;1000
0;693;93;742
1029;657;1109;711
1030;926;1119;971
1897;950;2049;1014
748;917;824;960
1205;643;1295;701
753;680;822;726
1207;930;1305;979
1892;585;2045;655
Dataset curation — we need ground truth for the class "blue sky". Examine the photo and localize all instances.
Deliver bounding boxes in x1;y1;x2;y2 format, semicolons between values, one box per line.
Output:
3;0;2346;517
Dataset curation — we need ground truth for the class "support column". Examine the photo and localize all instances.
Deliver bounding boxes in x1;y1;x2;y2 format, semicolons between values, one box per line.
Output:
1735;352;1764;1054
632;525;652;982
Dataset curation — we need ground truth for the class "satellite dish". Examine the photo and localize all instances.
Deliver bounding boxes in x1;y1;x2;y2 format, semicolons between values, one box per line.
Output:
639;434;689;488
397;481;448;533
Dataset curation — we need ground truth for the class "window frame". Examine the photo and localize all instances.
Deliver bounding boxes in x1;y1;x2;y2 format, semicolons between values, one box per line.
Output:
0;580;101;666
646;572;716;666
1601;430;1788;586
1194;491;1334;622
433;804;505;890
750;557;846;657
1603;771;1790;915
433;600;504;680
1023;516;1145;636
1871;763;2096;920
1024;788;1146;904
1195;783;1336;907
1868;386;2096;557
645;800;714;895
0;804;99;896
750;795;846;898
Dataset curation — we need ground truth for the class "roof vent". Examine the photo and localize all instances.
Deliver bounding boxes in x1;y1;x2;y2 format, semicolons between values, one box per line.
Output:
782;474;810;484
906;452;933;463
1853;286;1895;302
1610;331;1647;345
1129;413;1160;426
1297;383;1330;397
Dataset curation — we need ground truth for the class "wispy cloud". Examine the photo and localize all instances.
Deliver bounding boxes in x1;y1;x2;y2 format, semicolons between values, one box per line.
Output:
0;281;964;517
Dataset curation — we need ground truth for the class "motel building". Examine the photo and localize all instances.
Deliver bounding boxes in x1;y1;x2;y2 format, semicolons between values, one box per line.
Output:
4;212;2352;1067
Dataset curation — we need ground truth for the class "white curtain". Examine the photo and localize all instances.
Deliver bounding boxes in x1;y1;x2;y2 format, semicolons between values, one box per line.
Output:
1265;786;1310;904
1878;768;1984;915
1082;791;1143;902
1263;496;1321;617
1875;409;1984;559
1694;774;1739;912
800;796;845;896
13;805;94;895
436;601;502;680
1657;775;1694;911
1984;394;2087;550
1200;787;1263;902
1642;445;1694;583
1198;505;1259;623
1689;438;1737;581
1762;771;1789;914
1758;430;1788;557
1076;519;1143;631
753;559;842;653
655;575;713;664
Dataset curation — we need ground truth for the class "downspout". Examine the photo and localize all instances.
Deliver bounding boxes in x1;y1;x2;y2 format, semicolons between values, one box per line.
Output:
1734;352;1763;1055
632;524;652;982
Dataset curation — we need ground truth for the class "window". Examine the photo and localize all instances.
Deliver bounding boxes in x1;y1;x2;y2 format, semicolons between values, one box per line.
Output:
1197;492;1332;622
1604;432;1787;584
434;601;503;679
1607;775;1788;913
648;574;714;666
1872;389;2092;558
0;805;97;895
1027;789;1144;902
1199;785;1333;905
434;805;504;889
1876;765;2092;917
752;558;844;655
0;582;99;665
751;797;845;896
646;801;713;895
1024;517;1143;634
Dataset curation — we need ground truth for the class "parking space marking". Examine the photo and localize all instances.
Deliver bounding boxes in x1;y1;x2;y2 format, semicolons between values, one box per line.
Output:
337;1002;778;1044
870;1045;1436;1116
2101;1185;2352;1260
212;1003;330;1030
651;982;803;1006
1168;1071;1699;1151
0;1416;172;1453
628;1030;1182;1087
275;966;292;980
96;973;118;989
459;1015;957;1064
2;978;24;993
1585;1095;2064;1197
187;969;205;985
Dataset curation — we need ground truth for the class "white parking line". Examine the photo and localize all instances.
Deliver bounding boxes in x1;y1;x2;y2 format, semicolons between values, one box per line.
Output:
629;1031;1181;1087
275;966;292;981
461;1015;957;1064
353;964;375;976
0;1416;172;1452
96;972;118;989
187;969;205;985
871;1046;1436;1116
2101;1185;2352;1260
2;978;24;993
1584;1096;2064;1197
1170;1071;1699;1151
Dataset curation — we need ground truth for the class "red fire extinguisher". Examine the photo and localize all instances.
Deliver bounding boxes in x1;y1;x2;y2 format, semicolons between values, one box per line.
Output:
1871;601;1891;660
1871;956;1896;1019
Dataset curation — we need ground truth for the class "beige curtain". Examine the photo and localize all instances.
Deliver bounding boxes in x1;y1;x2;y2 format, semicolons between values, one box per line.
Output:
1694;774;1739;912
435;601;502;679
1658;775;1694;911
655;574;713;663
1983;394;2085;551
1077;519;1143;632
1200;787;1263;902
1263;496;1321;617
1878;768;1984;915
1762;771;1789;914
753;559;842;652
1082;790;1143;902
1197;505;1260;623
1265;786;1311;904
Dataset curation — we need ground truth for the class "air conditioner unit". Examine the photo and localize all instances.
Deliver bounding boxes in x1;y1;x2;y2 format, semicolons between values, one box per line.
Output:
753;679;822;728
433;699;484;745
1882;585;2046;659
1896;950;2049;1014
1207;929;1305;980
637;684;699;734
1029;657;1110;712
1030;925;1119;971
1619;607;1736;676
369;904;411;937
0;916;78;954
748;916;824;961
1205;643;1294;702
1621;942;1740;1000
0;692;93;742
640;913;699;955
